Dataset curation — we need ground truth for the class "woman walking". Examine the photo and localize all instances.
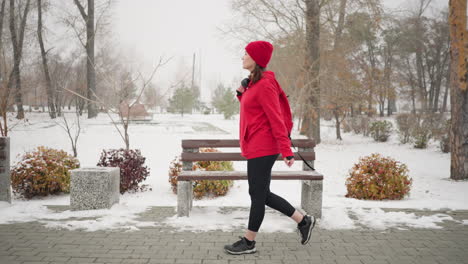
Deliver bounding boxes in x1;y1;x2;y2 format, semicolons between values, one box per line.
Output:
224;41;316;255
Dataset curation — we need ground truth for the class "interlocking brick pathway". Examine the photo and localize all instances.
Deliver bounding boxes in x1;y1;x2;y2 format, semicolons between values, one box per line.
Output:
1;206;467;264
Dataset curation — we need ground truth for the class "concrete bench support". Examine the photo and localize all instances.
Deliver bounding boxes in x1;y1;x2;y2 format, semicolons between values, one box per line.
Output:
177;147;197;217
301;180;322;218
300;146;322;218
0;137;11;203
177;181;192;217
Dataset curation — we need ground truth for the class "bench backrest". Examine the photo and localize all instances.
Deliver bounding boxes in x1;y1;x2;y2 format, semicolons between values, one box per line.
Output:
181;139;316;162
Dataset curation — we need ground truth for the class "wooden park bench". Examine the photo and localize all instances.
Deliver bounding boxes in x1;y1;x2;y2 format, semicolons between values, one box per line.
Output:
177;139;323;218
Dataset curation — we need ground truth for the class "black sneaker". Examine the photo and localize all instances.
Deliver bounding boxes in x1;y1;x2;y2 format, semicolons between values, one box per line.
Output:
224;236;257;255
297;215;316;245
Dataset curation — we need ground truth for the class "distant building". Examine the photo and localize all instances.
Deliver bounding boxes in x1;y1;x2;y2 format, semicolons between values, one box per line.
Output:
119;100;152;121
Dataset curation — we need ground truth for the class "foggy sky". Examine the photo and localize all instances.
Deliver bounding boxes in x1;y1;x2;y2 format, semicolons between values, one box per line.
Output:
111;0;448;104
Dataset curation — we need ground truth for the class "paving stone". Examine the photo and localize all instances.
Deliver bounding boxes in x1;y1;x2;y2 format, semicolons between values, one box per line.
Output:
0;206;466;264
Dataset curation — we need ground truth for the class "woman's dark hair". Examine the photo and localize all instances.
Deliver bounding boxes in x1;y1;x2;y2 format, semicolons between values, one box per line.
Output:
249;64;266;84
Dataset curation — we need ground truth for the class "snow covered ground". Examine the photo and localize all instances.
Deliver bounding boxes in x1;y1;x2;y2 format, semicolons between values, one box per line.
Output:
0;112;466;232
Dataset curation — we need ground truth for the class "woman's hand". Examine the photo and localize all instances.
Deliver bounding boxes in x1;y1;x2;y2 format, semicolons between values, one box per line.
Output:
284;157;294;167
237;85;245;93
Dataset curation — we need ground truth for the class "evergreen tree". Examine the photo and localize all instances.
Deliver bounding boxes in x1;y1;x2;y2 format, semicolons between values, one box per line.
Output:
168;84;196;116
211;84;239;119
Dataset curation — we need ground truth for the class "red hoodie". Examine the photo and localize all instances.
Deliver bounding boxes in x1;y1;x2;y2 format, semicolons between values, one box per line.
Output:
237;71;294;159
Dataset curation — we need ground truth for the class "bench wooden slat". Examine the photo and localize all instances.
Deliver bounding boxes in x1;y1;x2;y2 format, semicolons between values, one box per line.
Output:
181;152;315;162
182;139;316;149
178;170;323;181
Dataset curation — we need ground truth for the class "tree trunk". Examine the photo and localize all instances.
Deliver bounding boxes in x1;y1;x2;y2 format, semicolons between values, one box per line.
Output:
442;62;451;113
55;86;62;117
406;57;417;114
448;0;468;180
387;94;394;116
86;0;97;118
333;0;347;51
8;0;31;120
411;83;417;113
334;109;342;140
366;40;376;118
0;0;5;63
0;0;6;137
433;80;441;113
433;51;449;113
332;0;346;139
37;0;56;119
384;45;395;116
302;0;321;144
74;0;97;118
415;18;427;113
388;98;397;115
124;122;129;150
379;101;384;117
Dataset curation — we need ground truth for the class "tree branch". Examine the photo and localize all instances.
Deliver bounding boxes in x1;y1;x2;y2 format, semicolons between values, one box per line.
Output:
73;0;87;20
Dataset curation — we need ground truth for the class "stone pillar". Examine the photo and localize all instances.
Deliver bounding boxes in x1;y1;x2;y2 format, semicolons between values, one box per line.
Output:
177;181;191;217
301;180;322;218
299;146;322;218
177;147;198;217
70;167;120;210
0;137;11;203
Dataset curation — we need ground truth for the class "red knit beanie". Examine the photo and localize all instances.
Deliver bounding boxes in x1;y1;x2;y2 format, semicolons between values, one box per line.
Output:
245;41;274;68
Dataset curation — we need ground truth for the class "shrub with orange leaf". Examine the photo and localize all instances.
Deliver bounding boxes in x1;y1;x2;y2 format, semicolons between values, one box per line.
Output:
169;148;234;199
345;153;412;200
11;146;80;199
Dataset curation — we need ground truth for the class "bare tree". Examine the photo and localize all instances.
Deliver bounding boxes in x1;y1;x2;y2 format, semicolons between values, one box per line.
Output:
378;20;399;117
8;0;32;120
448;0;468;180
223;0;385;143
322;49;365;140
37;0;56;118
0;0;7;122
0;57;11;136
0;0;5;56
333;0;347;50
53;54;79;116
221;0;307;43
427;15;450;113
114;59;170;150
414;0;432;112
0;54;22;136
64;56;170;150
67;0;112;119
72;0;98;118
395;6;450;115
56;111;81;157
300;0;322;143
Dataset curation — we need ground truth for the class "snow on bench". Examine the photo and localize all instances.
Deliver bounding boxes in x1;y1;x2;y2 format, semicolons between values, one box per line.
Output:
177;139;323;218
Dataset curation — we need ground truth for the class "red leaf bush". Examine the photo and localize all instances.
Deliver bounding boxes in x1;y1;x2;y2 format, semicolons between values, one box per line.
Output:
345;153;412;200
97;149;150;194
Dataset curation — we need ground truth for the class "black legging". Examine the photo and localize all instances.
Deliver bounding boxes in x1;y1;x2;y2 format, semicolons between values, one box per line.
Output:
247;153;296;232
